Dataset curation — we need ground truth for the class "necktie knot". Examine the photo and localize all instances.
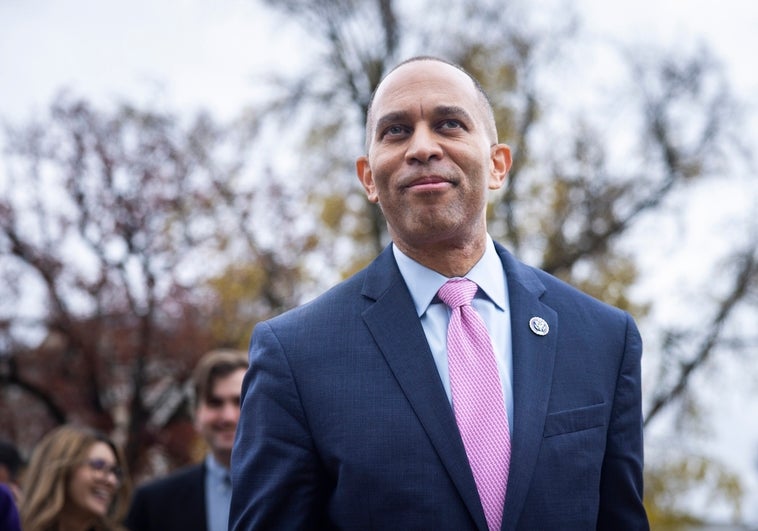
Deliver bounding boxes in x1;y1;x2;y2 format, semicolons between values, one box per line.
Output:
438;278;478;309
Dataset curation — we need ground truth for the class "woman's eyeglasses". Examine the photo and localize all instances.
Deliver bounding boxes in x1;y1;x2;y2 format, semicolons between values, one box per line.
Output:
85;458;124;483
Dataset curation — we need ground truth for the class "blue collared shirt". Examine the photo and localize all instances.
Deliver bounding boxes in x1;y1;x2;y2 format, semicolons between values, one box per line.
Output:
204;455;232;531
393;235;514;432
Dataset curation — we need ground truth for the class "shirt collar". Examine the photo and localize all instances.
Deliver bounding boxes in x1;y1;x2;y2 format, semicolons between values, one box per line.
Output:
205;454;230;481
393;235;506;317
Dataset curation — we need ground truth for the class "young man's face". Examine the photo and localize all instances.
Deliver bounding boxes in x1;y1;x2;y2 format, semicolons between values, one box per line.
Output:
194;368;246;466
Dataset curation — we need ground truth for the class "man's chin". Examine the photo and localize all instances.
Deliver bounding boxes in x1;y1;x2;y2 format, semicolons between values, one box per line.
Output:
213;435;235;451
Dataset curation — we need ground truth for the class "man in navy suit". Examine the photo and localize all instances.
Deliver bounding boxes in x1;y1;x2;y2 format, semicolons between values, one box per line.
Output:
230;56;648;530
127;349;248;531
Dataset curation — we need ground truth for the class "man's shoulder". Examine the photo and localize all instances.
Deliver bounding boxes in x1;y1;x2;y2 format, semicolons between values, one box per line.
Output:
127;462;207;530
133;462;204;495
494;240;629;319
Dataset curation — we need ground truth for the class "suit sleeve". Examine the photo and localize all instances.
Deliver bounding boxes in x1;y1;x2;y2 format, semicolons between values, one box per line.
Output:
597;313;649;530
229;321;327;530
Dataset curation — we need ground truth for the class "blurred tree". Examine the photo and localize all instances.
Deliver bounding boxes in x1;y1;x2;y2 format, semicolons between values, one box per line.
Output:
0;95;301;476
644;453;743;528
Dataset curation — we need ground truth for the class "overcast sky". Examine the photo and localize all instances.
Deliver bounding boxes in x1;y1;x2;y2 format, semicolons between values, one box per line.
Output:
2;0;758;122
0;0;297;122
2;0;757;523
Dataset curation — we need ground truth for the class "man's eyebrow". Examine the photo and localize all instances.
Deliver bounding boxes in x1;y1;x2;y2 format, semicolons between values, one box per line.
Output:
374;106;474;134
434;105;473;122
375;111;411;134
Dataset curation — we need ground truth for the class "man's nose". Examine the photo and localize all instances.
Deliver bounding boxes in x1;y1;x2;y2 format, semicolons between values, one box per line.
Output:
220;401;240;421
405;125;443;163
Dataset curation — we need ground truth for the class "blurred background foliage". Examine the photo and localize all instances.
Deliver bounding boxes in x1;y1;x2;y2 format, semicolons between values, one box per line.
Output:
1;0;756;526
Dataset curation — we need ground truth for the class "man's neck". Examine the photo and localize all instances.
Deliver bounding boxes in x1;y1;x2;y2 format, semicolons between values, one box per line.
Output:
393;235;487;278
210;451;232;469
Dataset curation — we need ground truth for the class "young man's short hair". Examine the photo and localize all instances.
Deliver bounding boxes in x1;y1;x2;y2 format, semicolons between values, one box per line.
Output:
190;349;248;409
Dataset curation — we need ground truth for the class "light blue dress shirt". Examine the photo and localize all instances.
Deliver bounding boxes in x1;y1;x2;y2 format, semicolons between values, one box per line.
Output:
393;235;514;432
204;455;232;531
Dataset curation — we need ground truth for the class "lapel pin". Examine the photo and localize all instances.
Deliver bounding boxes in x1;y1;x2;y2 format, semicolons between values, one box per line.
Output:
529;316;549;336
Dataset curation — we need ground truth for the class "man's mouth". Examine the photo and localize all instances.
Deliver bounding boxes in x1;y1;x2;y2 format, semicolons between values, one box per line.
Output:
405;175;453;192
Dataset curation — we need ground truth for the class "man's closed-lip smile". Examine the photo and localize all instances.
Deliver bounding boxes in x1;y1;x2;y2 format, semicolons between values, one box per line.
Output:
405;175;454;192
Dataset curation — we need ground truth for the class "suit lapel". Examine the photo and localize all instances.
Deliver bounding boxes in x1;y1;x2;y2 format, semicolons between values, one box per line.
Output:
359;245;558;530
361;247;489;530
496;246;558;528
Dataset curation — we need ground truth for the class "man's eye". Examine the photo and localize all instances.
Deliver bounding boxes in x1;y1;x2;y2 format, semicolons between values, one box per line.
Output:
384;125;407;137
439;119;462;130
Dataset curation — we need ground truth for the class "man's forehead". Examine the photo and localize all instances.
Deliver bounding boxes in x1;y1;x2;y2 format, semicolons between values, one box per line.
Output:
370;63;482;129
375;60;475;102
205;386;241;401
207;369;244;392
365;58;497;147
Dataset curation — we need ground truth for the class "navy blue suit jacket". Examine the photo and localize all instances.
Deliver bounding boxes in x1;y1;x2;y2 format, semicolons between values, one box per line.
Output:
230;243;648;530
126;463;207;531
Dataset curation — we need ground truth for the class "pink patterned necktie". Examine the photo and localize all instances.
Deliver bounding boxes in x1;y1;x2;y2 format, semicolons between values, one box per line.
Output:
438;278;511;531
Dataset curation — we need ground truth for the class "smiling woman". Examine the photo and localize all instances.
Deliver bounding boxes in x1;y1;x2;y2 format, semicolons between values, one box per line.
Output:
19;425;132;531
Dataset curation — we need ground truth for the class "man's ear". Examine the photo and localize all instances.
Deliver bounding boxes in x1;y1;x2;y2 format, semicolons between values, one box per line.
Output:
489;143;512;190
356;156;379;203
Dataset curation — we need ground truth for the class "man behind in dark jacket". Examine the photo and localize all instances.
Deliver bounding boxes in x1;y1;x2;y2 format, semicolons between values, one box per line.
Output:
126;349;248;531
